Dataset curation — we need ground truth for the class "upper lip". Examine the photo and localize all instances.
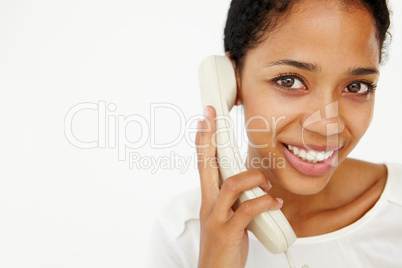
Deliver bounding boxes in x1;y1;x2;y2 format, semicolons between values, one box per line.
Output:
283;142;342;152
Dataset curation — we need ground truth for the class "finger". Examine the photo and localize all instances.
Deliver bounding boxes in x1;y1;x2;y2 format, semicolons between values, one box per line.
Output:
229;194;283;232
211;170;272;221
195;105;220;217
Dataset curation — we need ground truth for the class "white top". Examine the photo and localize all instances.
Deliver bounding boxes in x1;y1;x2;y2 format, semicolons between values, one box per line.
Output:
147;162;402;268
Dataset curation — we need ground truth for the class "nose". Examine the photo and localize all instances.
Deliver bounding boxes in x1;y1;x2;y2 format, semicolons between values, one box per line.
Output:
301;100;345;137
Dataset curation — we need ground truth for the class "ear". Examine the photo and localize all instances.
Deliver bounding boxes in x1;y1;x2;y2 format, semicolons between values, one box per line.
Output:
225;51;242;106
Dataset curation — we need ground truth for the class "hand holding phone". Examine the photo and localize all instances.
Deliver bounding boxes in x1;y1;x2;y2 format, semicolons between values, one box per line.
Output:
196;105;285;268
195;55;298;268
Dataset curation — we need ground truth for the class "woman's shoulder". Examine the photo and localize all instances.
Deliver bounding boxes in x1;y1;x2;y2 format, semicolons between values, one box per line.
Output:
336;159;402;206
332;158;387;197
335;158;387;183
338;159;402;184
292;160;402;237
157;187;201;238
148;188;201;267
383;161;402;206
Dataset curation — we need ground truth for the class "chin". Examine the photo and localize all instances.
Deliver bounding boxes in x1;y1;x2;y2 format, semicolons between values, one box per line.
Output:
271;165;335;195
263;147;342;195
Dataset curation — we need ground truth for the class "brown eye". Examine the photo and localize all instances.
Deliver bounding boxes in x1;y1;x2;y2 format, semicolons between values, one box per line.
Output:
276;77;304;90
279;78;295;87
347;83;361;93
343;82;370;94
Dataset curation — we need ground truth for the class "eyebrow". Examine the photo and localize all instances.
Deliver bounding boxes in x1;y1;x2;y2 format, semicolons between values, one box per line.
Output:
264;60;320;72
346;67;379;76
263;59;379;76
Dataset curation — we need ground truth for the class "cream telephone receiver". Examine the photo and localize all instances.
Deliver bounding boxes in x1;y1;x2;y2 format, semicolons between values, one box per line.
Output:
198;56;308;268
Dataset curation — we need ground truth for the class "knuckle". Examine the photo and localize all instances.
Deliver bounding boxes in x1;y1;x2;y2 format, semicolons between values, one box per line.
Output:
251;169;266;184
263;195;283;210
263;194;275;206
221;176;239;192
238;200;255;217
204;216;219;232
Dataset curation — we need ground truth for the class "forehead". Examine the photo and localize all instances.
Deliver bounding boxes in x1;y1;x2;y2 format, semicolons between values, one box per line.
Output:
246;0;379;69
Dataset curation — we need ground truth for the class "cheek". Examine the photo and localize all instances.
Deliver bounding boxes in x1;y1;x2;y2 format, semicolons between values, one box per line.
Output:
242;80;301;121
242;84;315;142
242;92;300;148
243;108;274;149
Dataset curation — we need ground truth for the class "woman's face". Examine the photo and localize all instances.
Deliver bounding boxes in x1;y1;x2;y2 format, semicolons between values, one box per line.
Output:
238;0;380;194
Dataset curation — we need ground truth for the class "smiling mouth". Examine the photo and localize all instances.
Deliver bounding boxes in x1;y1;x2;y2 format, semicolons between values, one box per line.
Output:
283;143;336;163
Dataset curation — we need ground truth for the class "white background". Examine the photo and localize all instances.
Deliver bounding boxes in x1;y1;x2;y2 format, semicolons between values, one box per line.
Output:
0;0;401;267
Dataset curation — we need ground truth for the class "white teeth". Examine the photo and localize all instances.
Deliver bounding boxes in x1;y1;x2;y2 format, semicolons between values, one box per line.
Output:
306;151;316;162
325;151;333;158
286;144;335;163
316;152;325;162
299;150;306;160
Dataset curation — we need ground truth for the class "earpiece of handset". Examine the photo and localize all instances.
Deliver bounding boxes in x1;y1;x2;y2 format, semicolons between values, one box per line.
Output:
198;55;297;254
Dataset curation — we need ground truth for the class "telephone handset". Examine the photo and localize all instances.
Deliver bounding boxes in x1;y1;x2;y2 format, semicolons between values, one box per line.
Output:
198;55;297;255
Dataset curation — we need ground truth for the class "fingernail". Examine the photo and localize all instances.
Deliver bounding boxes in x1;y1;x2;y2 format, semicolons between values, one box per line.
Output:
204;106;209;117
276;198;283;204
267;180;272;189
262;180;272;193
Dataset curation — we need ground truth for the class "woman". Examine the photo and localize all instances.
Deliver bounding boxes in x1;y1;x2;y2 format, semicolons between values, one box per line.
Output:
148;0;402;267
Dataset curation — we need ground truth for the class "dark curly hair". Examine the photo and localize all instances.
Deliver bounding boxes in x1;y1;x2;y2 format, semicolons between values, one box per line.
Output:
224;0;391;71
